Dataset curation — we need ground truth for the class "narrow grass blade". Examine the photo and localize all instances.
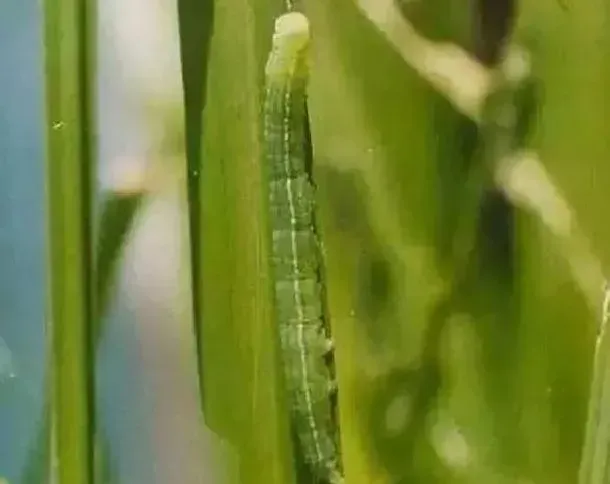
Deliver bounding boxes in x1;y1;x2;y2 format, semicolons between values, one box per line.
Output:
578;285;610;484
43;0;97;481
193;1;299;482
95;188;146;339
176;0;215;408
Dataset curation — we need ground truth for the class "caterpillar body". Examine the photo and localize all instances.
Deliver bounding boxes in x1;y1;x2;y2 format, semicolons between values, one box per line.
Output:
263;13;343;484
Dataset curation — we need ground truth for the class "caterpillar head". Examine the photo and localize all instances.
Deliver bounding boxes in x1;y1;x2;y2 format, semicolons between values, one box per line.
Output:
273;12;309;50
266;12;311;80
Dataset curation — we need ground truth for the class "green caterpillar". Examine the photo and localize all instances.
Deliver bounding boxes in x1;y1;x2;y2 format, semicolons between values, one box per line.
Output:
262;12;343;484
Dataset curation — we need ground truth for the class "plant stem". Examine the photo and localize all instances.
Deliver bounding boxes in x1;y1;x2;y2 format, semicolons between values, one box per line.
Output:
43;0;97;482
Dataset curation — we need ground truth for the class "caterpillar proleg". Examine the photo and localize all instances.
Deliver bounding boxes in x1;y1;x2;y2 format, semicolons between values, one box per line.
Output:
263;12;343;484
